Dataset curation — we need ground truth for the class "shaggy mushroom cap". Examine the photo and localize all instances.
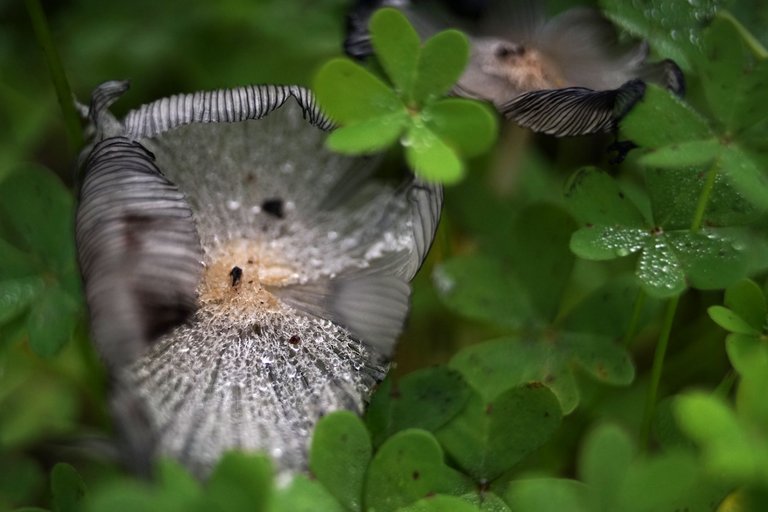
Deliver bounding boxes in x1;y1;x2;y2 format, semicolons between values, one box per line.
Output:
76;82;442;476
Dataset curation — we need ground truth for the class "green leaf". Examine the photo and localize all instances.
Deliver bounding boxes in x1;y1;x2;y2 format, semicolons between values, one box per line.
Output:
27;286;79;357
708;306;760;335
726;333;765;375
621;85;713;148
365;367;471;447
369;7;420;97
732;58;768;134
0;277;44;325
413;30;470;104
616;451;699;512
436;386;562;481
84;482;156;512
0;166;76;275
204;452;272;512
270;476;344;512
450;332;633;415
326;111;408;154
449;336;578;410
364;429;472;512
674;393;768;482
424;99;497;158
309;411;370;512
697;15;746;130
580;424;634;510
560;332;635;386
678;392;747;447
51;464;85;512
736;353;768;430
570;226;648;261
644;166;759;230
314;58;404;124
697;15;768;133
669;230;748;290
725;279;767;331
565;167;647;227
404;122;463;183
504;479;592;512
562;276;653;339
153;459;201;510
720;145;768;211
398;495;479;512
506;204;576;322
636;237;686;298
469;491;509;512
433;254;534;328
638;139;720;169
0;238;39;280
598;0;724;70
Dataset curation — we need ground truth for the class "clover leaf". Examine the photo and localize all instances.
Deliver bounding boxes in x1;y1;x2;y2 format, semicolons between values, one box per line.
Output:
51;463;86;512
622;14;768;212
565;167;748;298
365;367;471;447
364;429;472;512
309;411;370;511
314;7;497;184
434;204;637;414
435;384;562;482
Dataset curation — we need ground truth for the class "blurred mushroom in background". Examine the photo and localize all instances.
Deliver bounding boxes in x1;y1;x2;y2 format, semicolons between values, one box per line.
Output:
345;0;684;137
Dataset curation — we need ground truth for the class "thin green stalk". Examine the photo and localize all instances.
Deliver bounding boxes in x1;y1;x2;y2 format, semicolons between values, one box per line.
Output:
640;158;720;448
717;11;768;60
640;297;679;447
621;289;646;347
690;158;720;233
25;0;83;151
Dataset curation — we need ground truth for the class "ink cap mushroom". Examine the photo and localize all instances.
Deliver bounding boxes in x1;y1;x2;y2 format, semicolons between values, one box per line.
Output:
345;0;685;137
75;81;442;477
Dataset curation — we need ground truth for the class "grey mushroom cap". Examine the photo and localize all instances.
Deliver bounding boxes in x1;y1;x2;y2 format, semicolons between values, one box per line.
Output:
75;82;442;476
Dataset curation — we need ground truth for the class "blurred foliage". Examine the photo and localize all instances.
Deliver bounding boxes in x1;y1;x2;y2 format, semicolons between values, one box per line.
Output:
4;0;768;511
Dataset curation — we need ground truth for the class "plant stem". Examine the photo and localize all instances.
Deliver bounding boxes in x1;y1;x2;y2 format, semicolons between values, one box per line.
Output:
622;289;646;347
690;158;720;233
25;0;83;151
717;11;768;60
640;158;720;448
640;296;679;447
